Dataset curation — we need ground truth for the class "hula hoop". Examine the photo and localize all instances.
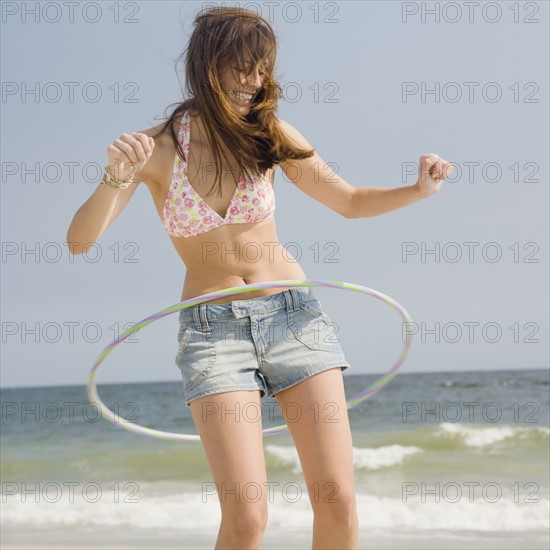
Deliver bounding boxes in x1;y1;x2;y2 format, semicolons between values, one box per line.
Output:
87;279;414;442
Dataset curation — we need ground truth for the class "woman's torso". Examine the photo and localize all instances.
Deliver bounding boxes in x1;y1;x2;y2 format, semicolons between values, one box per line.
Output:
143;111;307;305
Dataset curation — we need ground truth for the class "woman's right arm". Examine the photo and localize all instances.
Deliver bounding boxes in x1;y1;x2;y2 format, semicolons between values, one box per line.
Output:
66;129;157;255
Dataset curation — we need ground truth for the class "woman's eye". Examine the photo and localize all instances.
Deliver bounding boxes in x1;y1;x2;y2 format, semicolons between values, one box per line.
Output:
233;65;268;77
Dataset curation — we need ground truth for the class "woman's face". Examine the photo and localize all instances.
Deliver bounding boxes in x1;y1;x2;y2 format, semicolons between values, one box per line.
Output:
219;56;268;114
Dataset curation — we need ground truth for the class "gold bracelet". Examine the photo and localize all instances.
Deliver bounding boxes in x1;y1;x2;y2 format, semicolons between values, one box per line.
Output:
100;164;137;190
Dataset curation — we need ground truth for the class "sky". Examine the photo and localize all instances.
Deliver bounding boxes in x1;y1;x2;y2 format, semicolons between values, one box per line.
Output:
1;0;548;389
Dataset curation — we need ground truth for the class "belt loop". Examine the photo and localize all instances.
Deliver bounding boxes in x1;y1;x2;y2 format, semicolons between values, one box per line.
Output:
192;304;209;330
192;306;200;330
284;289;294;312
200;304;209;330
289;287;300;311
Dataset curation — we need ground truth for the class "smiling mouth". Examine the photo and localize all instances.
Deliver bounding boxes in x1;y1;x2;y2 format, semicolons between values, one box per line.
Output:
231;91;255;104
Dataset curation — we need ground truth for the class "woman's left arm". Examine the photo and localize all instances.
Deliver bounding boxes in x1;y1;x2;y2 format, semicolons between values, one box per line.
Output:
277;118;453;219
349;153;454;218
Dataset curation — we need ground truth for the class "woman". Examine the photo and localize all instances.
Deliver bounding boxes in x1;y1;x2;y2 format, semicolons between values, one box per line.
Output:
67;6;452;549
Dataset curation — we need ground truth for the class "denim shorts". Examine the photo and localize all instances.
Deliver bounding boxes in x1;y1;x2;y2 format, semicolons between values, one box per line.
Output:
174;286;351;407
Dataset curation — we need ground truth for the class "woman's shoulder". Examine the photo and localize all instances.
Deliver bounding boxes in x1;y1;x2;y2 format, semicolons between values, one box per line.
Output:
133;120;180;188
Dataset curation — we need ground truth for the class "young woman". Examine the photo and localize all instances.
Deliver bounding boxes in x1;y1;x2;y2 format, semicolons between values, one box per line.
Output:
67;6;452;549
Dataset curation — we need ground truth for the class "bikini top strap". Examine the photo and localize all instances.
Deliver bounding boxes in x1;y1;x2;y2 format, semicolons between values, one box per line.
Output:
177;109;188;147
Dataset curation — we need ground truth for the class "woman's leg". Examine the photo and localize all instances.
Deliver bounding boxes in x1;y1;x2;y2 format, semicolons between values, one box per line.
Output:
274;367;358;550
189;389;268;550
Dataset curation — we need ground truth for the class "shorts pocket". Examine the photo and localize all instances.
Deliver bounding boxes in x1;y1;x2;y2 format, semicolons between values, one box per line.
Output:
175;325;216;391
289;300;342;351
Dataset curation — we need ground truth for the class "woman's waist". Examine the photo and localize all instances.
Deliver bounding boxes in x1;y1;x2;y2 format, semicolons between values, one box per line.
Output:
178;238;297;264
181;263;307;305
178;283;314;320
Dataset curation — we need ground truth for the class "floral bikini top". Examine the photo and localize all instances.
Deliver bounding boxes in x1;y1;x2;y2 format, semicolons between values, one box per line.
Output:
162;109;276;238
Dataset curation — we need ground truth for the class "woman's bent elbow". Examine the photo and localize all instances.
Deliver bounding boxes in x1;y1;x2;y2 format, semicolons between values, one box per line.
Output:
65;235;82;256
65;227;91;256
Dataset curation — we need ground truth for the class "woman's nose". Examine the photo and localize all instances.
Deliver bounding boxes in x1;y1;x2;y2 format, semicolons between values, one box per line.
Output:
243;68;263;88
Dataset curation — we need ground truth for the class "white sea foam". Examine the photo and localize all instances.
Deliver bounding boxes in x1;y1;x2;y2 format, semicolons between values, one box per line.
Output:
352;444;423;470
264;444;422;473
357;493;550;532
435;422;549;448
1;481;548;532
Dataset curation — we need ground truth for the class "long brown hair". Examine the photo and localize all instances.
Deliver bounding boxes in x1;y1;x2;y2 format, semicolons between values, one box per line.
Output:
150;5;315;197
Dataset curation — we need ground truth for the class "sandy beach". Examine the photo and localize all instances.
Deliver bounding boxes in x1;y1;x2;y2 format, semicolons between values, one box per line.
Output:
2;526;549;549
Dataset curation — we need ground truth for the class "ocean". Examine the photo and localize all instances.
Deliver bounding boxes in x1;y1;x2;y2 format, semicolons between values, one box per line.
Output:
1;368;549;549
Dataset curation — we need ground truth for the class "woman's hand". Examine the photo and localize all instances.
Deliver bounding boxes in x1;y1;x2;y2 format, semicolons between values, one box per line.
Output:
414;153;453;198
106;132;155;182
